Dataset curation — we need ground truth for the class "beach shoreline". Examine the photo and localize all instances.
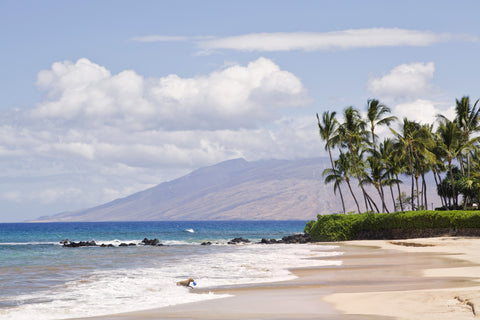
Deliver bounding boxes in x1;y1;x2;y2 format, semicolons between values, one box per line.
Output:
74;237;480;320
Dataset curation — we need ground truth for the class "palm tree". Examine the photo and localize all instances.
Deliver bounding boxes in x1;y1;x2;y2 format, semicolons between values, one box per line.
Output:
391;150;407;212
334;151;362;213
379;138;402;212
410;124;436;209
366;99;397;154
316;94;480;212
364;156;390;213
436;117;463;207
391;118;419;210
322;167;346;213
437;167;462;207
317;112;346;214
337;106;371;212
454;96;480;177
430;130;449;208
365;99;398;212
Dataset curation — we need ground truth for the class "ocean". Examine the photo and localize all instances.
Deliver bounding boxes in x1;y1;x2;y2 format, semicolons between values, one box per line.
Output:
0;221;342;320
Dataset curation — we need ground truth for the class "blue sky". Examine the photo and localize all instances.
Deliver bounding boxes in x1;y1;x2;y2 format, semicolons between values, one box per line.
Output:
1;0;479;221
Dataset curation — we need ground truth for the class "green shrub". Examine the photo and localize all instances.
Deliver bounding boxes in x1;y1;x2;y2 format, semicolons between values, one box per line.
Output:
309;214;358;241
307;210;480;241
304;220;315;234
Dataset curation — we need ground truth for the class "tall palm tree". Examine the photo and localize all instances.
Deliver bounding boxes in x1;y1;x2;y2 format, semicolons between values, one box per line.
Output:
337;106;370;212
335;151;362;213
366;99;397;154
391;118;419;210
436;117;463;207
317;112;346;214
364;156;390;213
429;129;450;208
406;123;435;209
322;167;346;213
379;138;402;212
454;96;480;177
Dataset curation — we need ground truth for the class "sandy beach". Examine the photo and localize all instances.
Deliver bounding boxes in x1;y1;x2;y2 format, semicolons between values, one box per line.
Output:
77;237;480;320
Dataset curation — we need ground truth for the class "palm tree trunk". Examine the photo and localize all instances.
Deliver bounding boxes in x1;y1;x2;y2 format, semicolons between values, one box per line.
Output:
407;146;415;210
458;155;465;176
436;170;448;208
432;169;444;208
415;174;421;209
467;153;471;178
365;192;380;212
412;148;423;209
366;196;374;212
363;192;370;212
346;178;361;214
337;182;346;214
448;159;457;207
378;185;390;213
395;173;404;212
347;142;369;213
389;177;396;212
388;172;397;212
421;172;428;210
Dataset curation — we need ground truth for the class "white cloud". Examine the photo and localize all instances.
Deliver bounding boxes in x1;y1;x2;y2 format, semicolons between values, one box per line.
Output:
367;62;435;99
196;28;476;52
393;99;455;125
0;57;322;221
31;57;310;130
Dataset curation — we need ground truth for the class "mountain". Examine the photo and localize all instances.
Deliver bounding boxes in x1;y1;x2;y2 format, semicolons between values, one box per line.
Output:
32;157;442;222
32;158;336;221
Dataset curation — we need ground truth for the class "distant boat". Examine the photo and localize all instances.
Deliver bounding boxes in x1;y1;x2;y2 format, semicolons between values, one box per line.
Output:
184;228;194;233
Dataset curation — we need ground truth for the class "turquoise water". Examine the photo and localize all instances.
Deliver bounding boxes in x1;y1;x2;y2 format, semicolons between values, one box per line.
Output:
0;221;342;319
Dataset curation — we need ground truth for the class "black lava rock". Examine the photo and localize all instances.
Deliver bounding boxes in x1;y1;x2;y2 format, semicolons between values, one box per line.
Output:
228;237;250;245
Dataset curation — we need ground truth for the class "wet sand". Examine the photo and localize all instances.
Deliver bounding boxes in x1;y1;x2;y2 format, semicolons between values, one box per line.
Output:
76;237;480;320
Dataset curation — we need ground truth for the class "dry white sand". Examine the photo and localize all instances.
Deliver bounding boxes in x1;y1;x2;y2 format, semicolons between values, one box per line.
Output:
325;237;480;319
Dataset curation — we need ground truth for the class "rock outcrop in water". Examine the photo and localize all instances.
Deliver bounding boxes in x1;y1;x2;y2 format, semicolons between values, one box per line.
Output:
227;237;251;244
63;240;97;247
259;234;312;244
61;238;162;247
224;234;312;245
61;235;311;248
141;238;162;246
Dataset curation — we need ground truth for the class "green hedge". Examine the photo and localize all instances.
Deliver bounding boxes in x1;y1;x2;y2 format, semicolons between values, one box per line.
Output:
306;210;480;241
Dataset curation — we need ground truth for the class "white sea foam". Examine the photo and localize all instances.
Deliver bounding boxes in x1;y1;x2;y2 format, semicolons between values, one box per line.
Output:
94;239;143;246
0;243;342;320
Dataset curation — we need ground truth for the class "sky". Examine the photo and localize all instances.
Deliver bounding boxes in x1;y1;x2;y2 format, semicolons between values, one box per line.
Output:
1;0;479;222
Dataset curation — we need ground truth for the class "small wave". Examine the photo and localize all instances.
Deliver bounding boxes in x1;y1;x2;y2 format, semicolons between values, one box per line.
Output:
0;243;342;320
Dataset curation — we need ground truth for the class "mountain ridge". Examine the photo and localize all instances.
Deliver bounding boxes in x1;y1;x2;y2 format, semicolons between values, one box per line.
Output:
32;158;332;222
31;157;441;222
